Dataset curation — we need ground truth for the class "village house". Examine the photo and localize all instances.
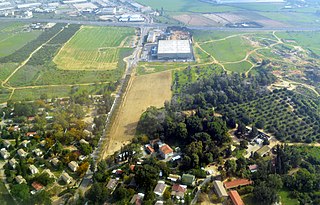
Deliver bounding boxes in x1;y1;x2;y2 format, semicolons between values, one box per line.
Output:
21;140;30;148
248;164;258;173
33;148;43;157
0;148;10;159
130;193;145;205
155;201;164;205
3;140;11;149
181;174;195;186
9;158;17;169
224;179;253;190
60;172;73;184
145;144;155;154
154;181;167;196
29;165;39;175
159;144;173;159
17;148;28;158
68;161;79;172
79;139;89;144
213;180;228;198
51;158;59;166
26;132;37;137
40;140;46;147
15;175;26;184
167;174;181;182
229;190;245;205
171;184;187;199
31;181;44;192
106;178;118;192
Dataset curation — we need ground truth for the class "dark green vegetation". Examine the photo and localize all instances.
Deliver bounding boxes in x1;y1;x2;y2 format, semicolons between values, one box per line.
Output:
248;145;320;204
220;89;320;142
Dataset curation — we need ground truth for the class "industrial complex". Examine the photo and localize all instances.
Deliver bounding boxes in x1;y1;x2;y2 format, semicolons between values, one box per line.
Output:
157;40;193;60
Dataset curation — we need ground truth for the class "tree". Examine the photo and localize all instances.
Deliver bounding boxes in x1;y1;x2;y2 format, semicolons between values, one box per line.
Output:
77;162;89;177
10;184;30;202
253;181;278;204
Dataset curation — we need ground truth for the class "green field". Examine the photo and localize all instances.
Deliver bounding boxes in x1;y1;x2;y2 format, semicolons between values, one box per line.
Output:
0;23;42;57
200;36;253;62
53;26;135;70
223;61;252;73
135;0;237;13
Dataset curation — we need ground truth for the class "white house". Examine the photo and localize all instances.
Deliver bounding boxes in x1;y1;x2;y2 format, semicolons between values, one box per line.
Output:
68;161;79;172
33;148;43;157
60;172;73;184
154;181;166;196
0;148;10;159
9;158;17;169
17;149;28;158
29;165;39;175
159;144;173;159
15;175;26;184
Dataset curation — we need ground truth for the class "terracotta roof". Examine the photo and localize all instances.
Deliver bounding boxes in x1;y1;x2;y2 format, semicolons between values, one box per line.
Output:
224;179;253;189
130;164;135;171
31;181;44;191
26;132;37;137
229;190;244;205
160;144;173;155
146;145;155;153
249;164;258;171
172;184;187;193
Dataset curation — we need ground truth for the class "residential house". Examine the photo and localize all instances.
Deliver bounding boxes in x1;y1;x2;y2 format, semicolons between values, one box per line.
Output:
154;201;164;205
154;181;166;196
68;161;79;172
3;140;11;149
15;175;26;184
167;174;181;182
9;158;17;169
17;148;28;157
33;148;43;157
40;140;46;147
26;132;37;137
171;184;187;198
224;179;253;190
43;169;56;179
145;144;155;154
106;178;118;193
60;172;73;184
79;139;89;144
248;164;258;173
29;165;39;175
159;144;173;159
0;148;10;159
21;140;30;148
130;193;145;205
213;180;228;198
229;190;245;205
31;181;44;191
51;158;59;166
181;174;195;186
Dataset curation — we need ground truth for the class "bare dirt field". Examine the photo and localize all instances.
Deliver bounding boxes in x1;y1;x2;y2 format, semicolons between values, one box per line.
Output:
173;14;220;26
103;71;172;157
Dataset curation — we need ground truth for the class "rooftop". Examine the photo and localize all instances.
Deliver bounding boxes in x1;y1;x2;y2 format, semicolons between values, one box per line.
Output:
224;179;253;189
229;190;245;205
160;144;173;155
31;181;44;191
213;180;228;198
158;40;191;54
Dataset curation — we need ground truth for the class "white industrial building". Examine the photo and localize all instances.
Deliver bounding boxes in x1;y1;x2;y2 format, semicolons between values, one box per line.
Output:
216;0;285;3
157;40;193;60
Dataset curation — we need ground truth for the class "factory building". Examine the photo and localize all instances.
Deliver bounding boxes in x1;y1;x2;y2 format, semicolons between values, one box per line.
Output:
157;40;193;60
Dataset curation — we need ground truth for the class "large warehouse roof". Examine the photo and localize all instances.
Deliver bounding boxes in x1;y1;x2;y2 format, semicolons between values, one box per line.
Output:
158;40;191;54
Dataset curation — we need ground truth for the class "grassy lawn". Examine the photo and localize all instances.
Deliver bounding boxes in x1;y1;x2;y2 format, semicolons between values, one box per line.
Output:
0;23;42;58
279;189;299;205
258;12;320;25
0;181;16;205
223;61;252;73
201;36;253;62
53;26;135;70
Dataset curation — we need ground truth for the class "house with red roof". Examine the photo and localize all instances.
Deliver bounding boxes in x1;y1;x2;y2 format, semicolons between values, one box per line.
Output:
31;181;44;191
229;190;244;205
171;184;187;198
159;144;173;159
224;179;253;189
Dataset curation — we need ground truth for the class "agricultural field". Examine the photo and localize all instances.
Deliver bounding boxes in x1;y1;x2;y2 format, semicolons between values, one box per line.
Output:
103;71;172;157
54;26;135;70
0;23;136;103
0;22;42;58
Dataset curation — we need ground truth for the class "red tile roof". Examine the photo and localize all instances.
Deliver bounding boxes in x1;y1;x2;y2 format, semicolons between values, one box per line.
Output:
160;144;173;155
229;190;244;205
224;179;253;189
146;145;155;153
26;132;37;137
31;181;44;191
172;184;187;193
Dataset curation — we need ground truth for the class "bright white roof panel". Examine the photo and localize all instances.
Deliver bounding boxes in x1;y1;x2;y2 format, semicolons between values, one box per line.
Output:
158;40;191;54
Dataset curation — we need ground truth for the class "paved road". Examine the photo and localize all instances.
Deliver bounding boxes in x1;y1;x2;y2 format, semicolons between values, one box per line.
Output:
1;17;320;32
